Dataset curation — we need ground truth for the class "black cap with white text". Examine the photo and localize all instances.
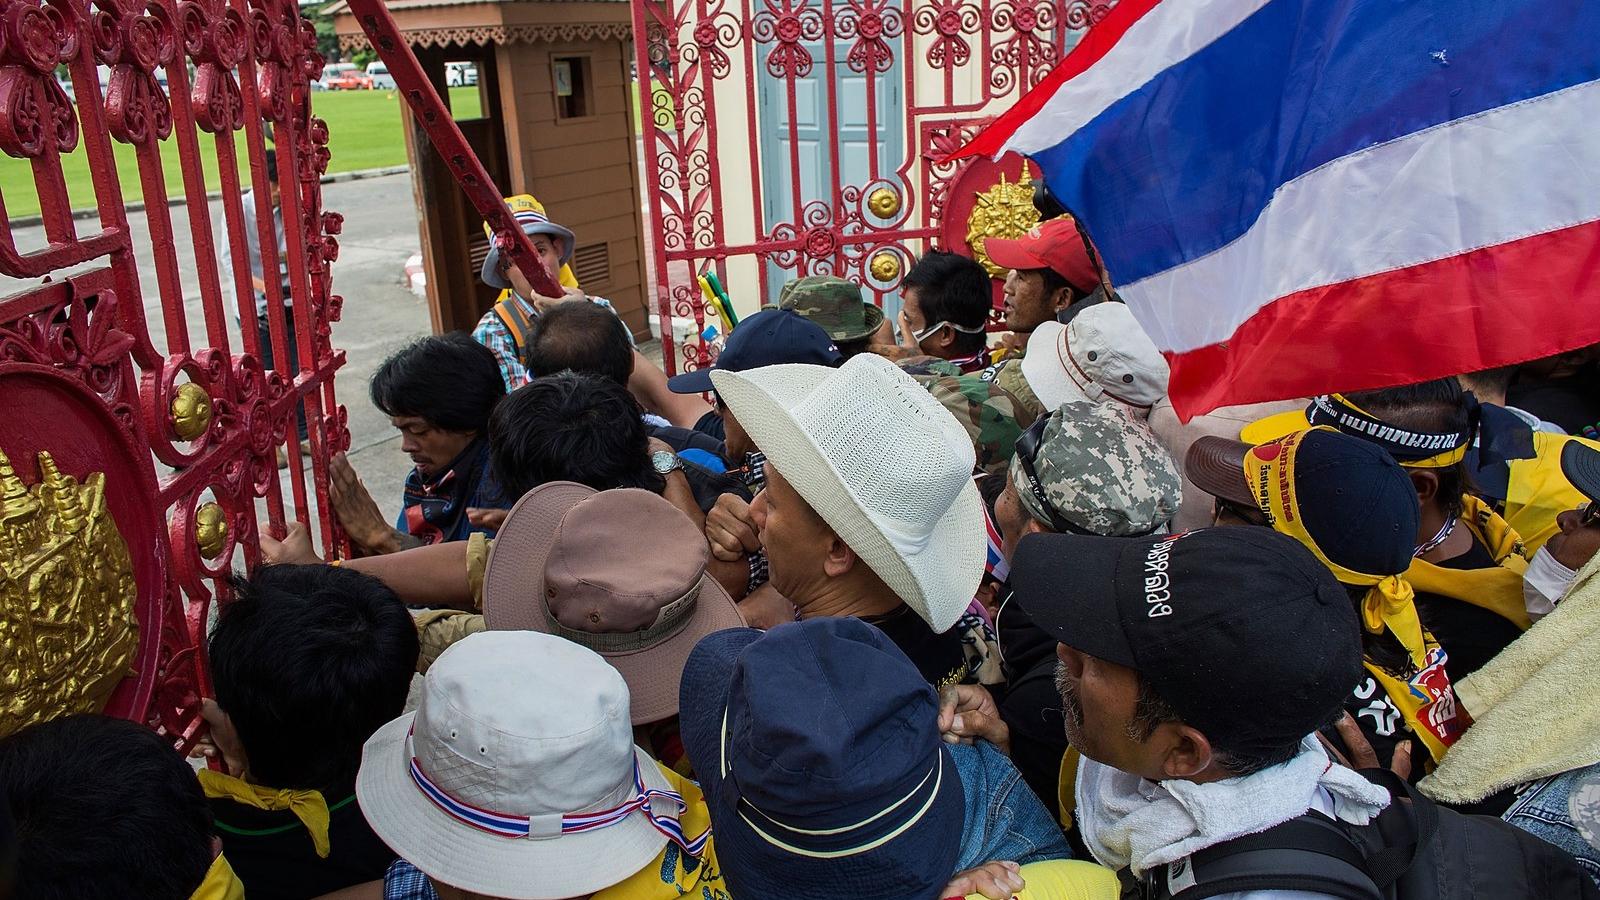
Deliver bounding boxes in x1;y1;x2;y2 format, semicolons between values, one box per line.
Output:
1010;527;1362;758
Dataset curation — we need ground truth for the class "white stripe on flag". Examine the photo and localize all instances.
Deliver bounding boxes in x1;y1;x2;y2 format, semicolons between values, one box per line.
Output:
1001;0;1270;158
1122;78;1600;354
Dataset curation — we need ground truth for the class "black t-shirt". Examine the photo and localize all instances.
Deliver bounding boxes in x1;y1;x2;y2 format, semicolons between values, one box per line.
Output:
1412;538;1525;684
862;605;970;689
993;588;1068;819
212;785;396;900
1508;365;1600;436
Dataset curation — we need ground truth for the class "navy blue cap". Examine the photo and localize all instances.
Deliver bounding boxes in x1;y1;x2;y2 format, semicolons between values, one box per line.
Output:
1188;429;1420;577
667;308;842;394
678;618;963;899
1562;439;1600;503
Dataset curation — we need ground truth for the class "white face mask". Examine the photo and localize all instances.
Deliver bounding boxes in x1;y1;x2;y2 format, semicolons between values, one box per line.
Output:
1523;545;1577;622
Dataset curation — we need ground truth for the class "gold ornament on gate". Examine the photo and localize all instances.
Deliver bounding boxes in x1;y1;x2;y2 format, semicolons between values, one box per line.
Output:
965;170;1043;278
170;382;214;441
867;187;901;218
194;502;228;560
0;449;139;738
870;251;901;281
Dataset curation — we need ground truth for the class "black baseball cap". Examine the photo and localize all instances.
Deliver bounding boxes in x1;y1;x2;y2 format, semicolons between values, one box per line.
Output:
667;308;842;394
1561;439;1600;504
1186;429;1420;577
1011;527;1361;758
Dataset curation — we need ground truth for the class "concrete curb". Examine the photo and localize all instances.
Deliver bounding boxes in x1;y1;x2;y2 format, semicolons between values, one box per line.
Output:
8;164;410;229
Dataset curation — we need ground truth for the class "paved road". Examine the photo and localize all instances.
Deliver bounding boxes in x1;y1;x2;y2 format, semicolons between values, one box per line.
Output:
2;172;431;533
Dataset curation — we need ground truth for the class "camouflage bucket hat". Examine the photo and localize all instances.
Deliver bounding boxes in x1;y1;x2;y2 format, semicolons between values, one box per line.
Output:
911;369;1034;479
777;275;885;343
1009;400;1181;536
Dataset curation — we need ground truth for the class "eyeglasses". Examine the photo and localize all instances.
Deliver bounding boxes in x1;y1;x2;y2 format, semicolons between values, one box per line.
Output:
1014;416;1080;535
1582;501;1600;529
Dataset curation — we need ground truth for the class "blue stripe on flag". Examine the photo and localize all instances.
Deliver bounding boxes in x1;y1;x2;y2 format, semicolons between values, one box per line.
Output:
1031;0;1600;286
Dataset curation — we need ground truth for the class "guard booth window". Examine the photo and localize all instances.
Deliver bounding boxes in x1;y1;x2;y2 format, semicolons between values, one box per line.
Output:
554;56;592;120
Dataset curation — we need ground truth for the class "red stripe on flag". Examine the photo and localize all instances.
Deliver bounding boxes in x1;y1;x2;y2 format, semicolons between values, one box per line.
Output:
952;0;1164;160
1164;218;1600;421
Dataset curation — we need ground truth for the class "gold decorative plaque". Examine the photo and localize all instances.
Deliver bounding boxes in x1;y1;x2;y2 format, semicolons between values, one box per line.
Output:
170;382;214;441
0;449;139;738
965;169;1043;278
870;251;901;282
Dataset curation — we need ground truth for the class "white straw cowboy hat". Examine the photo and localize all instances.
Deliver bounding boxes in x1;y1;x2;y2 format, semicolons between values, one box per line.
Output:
710;353;985;632
356;631;705;899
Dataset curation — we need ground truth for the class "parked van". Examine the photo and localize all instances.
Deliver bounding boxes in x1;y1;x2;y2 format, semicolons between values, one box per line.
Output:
367;61;396;90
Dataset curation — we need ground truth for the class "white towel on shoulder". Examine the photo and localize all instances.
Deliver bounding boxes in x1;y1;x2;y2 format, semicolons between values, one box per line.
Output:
1076;735;1392;876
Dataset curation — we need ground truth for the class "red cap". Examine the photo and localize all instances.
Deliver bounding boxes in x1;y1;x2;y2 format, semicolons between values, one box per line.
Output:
985;217;1099;293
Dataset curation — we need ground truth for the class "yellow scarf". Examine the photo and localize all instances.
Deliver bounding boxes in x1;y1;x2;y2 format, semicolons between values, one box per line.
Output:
1243;428;1463;761
198;769;332;859
189;853;247;900
593;764;726;900
1406;494;1532;631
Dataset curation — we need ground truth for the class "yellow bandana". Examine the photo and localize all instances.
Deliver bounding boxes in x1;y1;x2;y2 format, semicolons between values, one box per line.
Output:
1243;428;1463;761
189;853;246;900
1406;494;1532;631
198;769;332;859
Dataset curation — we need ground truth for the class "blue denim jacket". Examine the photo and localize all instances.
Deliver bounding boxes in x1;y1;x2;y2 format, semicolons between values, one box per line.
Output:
1502;761;1600;887
951;739;1073;870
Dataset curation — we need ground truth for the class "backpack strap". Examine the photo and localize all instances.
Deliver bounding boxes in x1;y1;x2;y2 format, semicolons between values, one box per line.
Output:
491;296;536;369
1354;767;1438;889
1143;812;1384;900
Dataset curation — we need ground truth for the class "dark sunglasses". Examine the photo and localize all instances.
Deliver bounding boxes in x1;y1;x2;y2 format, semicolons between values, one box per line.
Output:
1014;416;1077;534
1583;501;1600;529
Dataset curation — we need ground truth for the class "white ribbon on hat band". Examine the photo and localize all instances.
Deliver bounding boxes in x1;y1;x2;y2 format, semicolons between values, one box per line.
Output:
718;709;946;859
406;728;709;854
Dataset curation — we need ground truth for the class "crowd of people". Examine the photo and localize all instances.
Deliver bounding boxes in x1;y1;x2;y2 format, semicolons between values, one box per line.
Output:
5;189;1600;900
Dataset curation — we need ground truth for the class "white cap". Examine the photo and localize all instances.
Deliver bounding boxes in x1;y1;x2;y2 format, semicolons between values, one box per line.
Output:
355;631;679;899
1020;304;1168;411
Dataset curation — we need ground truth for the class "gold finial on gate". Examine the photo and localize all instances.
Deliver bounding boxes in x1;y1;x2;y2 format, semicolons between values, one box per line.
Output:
966;170;1043;278
194;502;228;560
870;252;901;281
170;383;214;442
868;187;901;219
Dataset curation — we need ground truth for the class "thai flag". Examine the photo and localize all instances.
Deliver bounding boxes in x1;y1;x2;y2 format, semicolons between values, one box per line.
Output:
963;0;1600;420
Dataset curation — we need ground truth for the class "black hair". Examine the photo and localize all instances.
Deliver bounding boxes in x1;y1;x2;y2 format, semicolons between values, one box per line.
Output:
526;303;636;387
488;371;665;502
371;332;506;434
1344;584;1414;676
977;469;1007;520
1457;365;1518;402
902;251;992;355
264;147;278;184
0;715;214;899
1034;266;1080;305
209;564;419;790
1128;676;1303;777
1345;378;1468;516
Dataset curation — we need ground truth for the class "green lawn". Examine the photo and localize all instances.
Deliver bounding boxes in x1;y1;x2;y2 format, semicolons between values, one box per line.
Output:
1;87;483;218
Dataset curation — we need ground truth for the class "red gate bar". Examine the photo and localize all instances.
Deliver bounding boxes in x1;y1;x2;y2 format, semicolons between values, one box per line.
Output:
341;0;565;301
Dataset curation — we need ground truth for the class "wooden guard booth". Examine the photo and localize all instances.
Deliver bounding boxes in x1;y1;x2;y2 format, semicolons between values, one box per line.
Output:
330;0;650;337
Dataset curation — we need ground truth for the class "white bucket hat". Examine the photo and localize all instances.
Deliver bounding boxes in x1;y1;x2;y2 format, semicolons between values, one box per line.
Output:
710;353;985;632
1020;303;1169;411
355;631;706;899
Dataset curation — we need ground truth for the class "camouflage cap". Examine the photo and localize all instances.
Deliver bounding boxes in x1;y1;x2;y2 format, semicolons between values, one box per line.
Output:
1009;400;1181;536
912;371;1034;479
777;275;885;342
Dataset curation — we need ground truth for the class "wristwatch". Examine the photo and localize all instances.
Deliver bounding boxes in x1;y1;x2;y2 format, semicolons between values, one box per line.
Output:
651;450;684;475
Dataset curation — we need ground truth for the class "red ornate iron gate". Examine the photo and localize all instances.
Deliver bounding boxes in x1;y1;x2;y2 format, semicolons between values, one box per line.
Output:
0;0;345;745
633;0;1115;373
